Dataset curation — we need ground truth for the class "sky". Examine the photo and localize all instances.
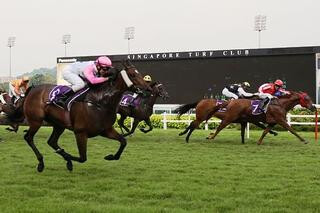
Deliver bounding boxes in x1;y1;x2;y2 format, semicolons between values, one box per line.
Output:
1;0;320;77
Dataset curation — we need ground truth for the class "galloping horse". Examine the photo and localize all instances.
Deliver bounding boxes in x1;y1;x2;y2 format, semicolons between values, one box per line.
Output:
13;60;151;172
0;90;21;132
117;81;169;137
176;98;278;143
206;91;316;144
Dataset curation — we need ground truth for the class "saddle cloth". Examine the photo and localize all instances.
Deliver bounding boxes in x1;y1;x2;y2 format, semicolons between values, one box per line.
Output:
119;92;141;107
48;85;89;111
251;100;265;115
216;100;227;112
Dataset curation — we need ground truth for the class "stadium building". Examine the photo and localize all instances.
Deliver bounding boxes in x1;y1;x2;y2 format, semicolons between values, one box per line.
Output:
57;46;320;104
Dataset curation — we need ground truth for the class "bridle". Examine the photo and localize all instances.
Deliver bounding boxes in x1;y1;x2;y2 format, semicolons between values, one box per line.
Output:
298;92;308;107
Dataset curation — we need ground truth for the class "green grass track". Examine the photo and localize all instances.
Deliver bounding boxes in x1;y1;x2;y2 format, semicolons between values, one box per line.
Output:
0;126;320;213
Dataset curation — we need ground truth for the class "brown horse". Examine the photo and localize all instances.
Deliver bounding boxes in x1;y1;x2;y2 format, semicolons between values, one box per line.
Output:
206;91;316;144
13;61;151;172
117;81;169;137
176;99;278;143
0;91;22;132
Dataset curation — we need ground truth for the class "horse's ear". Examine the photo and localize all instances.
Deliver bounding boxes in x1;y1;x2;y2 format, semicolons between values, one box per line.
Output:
125;59;133;67
122;59;128;69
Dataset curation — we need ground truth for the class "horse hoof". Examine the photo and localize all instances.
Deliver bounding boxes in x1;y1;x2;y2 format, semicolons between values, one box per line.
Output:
257;142;262;145
303;140;309;144
37;163;44;172
273;132;278;136
104;154;115;160
66;161;73;171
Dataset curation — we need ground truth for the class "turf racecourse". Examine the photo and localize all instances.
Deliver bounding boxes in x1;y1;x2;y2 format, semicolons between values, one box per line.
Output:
0;126;320;213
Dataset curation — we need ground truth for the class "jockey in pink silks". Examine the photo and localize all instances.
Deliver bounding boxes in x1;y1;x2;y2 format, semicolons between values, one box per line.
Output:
55;56;113;105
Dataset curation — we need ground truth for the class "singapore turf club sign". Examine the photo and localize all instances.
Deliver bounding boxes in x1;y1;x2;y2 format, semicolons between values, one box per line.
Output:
127;49;250;60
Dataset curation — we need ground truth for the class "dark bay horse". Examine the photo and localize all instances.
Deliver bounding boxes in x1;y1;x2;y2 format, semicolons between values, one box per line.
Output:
117;82;169;137
206;91;316;144
176;98;278;143
13;61;151;172
0;91;22;132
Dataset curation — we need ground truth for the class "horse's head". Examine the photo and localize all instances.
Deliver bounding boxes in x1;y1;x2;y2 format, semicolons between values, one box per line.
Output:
113;60;152;93
298;92;316;112
151;82;169;100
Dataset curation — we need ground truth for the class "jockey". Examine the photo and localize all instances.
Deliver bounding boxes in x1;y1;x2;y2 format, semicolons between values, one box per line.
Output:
9;76;30;104
257;79;289;112
222;82;253;99
143;75;152;85
129;74;153;107
56;56;113;106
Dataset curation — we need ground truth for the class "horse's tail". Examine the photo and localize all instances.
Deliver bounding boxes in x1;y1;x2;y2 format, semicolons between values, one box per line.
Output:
174;101;199;118
7;85;34;122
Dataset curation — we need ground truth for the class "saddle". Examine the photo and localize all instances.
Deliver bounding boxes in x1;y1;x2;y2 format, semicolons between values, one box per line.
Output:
48;85;89;111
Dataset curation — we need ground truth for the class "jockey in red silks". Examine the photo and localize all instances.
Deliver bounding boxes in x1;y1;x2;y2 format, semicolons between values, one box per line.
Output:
257;79;289;112
56;56;113;106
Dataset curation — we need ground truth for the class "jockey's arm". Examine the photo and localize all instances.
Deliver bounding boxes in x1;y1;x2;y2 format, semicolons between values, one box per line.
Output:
238;88;253;97
83;65;109;84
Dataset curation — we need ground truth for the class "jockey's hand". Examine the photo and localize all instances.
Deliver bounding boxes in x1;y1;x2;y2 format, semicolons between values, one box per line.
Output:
136;87;143;95
20;93;25;97
254;92;260;96
107;73;116;81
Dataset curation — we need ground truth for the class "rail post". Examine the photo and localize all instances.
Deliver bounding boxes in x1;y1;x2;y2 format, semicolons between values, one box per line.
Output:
315;110;318;141
163;112;167;130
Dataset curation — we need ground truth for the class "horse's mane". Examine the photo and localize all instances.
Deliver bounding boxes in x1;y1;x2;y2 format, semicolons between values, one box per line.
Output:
278;91;300;99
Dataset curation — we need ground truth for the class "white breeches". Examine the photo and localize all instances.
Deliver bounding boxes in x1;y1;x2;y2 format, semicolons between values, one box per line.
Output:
63;70;86;92
9;84;19;98
257;93;273;99
222;88;238;99
0;94;5;104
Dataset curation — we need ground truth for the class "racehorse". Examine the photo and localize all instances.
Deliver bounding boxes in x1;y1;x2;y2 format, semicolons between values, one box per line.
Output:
12;60;152;172
117;81;169;137
0;90;21;132
206;91;316;144
176;98;278;143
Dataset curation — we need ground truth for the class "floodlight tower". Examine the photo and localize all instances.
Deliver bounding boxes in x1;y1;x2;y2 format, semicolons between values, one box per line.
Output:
124;27;135;54
7;36;16;78
62;34;71;56
254;15;267;48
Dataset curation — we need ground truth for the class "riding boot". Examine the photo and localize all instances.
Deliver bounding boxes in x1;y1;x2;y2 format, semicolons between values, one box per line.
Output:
259;98;270;113
55;90;75;107
11;96;16;105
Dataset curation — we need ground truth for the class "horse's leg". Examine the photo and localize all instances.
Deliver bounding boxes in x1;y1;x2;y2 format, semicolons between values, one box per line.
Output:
185;120;201;143
207;119;231;141
253;121;278;136
140;118;153;133
257;124;274;145
179;125;190;136
24;122;44;172
5;123;19;133
46;126;74;171
240;122;246;144
102;127;127;160
118;114;130;134
123;119;140;137
276;120;307;143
